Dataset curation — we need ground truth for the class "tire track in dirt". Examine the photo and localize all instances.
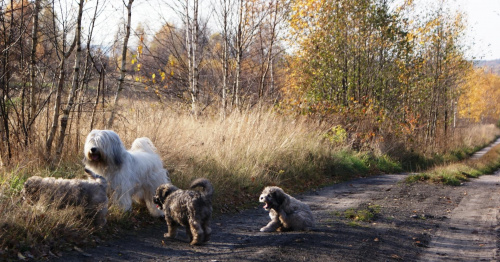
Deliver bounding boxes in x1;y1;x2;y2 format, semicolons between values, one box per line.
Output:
418;171;500;261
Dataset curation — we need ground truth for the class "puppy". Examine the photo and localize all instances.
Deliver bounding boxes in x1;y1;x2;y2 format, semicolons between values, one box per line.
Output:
154;178;214;245
83;130;171;217
259;186;314;232
23;169;108;227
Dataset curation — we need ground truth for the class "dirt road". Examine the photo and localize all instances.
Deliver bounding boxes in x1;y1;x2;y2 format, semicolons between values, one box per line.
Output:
57;141;500;261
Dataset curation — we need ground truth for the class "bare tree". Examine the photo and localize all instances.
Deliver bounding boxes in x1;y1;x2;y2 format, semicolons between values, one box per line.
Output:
53;0;85;160
213;0;234;119
45;0;79;157
29;0;41;131
232;0;264;109
107;0;134;128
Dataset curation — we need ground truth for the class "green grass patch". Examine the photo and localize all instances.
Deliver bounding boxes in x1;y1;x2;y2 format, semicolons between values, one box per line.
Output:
343;205;381;222
406;143;500;186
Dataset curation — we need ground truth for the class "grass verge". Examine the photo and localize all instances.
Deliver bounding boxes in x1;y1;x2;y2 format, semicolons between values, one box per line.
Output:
406;141;500;185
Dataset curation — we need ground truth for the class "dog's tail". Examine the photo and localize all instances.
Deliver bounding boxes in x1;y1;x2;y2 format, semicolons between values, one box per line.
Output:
84;168;107;184
190;178;214;199
131;137;158;154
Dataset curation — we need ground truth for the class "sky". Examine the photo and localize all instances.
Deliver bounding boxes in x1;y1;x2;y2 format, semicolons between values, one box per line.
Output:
86;0;500;61
455;0;500;60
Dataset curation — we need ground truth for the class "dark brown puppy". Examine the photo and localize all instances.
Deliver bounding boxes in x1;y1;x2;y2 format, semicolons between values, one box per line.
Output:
154;178;214;245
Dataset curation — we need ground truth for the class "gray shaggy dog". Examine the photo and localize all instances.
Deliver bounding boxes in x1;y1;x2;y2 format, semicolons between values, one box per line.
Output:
153;178;214;245
259;186;314;232
23;168;108;227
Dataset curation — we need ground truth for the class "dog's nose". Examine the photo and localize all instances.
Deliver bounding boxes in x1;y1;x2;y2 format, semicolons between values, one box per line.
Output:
90;147;97;153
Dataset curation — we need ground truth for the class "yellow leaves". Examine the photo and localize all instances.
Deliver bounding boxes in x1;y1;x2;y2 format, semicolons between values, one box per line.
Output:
406;33;414;42
458;68;500;122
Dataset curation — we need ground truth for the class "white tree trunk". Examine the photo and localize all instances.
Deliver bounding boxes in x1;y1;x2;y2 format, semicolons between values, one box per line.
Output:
108;0;134;128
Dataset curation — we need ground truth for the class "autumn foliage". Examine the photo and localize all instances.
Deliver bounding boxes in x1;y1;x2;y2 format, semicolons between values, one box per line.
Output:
283;0;478;153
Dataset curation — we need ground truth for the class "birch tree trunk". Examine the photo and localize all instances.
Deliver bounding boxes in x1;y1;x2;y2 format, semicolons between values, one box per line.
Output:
54;0;85;161
45;0;78;157
29;0;40;129
190;0;199;115
233;0;243;109
107;0;134;128
220;0;230;119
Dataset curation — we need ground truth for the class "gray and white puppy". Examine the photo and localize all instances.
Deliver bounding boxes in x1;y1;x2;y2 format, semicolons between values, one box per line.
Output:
259;186;314;232
154;178;214;245
23;168;108;227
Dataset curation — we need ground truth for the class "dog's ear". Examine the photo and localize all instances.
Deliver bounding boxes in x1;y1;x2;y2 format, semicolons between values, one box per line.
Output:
272;189;286;206
111;143;123;167
156;185;172;201
105;131;124;167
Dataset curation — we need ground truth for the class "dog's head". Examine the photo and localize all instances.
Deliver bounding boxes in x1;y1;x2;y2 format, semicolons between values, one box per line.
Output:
259;186;287;211
83;130;125;167
153;183;178;210
22;176;44;202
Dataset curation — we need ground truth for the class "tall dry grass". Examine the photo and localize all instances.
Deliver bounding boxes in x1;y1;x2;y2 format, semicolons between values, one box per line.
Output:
106;102;358;210
0;99;499;259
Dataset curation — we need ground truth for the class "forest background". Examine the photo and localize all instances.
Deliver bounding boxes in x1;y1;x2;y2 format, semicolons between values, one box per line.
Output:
1;0;500;259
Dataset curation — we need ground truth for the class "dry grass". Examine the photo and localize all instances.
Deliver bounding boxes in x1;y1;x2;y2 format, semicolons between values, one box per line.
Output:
0;99;499;259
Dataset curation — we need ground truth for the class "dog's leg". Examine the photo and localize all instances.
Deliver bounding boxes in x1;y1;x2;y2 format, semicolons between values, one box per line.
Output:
95;206;108;227
188;220;204;245
165;218;178;238
185;226;193;243
202;219;211;242
113;189;133;212
260;220;281;232
278;210;291;229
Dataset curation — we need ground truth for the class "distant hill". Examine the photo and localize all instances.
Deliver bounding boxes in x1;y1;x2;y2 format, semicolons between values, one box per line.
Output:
473;59;500;75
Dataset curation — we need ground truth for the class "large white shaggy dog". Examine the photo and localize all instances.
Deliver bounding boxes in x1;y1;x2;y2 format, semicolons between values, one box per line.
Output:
83;129;170;217
23;169;108;227
259;186;314;232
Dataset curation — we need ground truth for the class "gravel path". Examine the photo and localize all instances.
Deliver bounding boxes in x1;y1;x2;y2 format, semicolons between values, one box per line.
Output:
56;140;500;262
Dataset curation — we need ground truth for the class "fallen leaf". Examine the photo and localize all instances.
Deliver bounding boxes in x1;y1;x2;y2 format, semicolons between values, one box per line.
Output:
374;238;379;242
17;252;26;260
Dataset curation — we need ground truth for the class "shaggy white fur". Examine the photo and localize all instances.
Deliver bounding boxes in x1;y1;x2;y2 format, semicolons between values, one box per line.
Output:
83;129;170;217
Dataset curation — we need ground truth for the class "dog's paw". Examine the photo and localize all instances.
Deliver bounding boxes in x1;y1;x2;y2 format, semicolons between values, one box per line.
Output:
276;226;292;232
190;238;202;245
164;232;176;238
260;227;273;232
